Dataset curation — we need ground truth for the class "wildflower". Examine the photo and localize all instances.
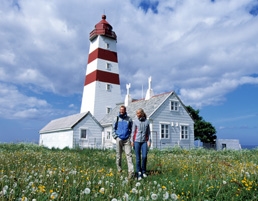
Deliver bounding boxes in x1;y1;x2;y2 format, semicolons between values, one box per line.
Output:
136;182;141;187
131;188;138;194
111;198;117;201
123;193;129;201
18;197;28;201
171;193;178;200
162;185;167;190
38;185;46;193
99;187;105;194
163;192;169;200
223;180;227;185
50;192;58;199
83;188;91;194
1;185;8;195
151;193;158;200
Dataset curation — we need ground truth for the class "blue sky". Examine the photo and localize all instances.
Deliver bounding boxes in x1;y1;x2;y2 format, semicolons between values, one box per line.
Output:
0;0;258;145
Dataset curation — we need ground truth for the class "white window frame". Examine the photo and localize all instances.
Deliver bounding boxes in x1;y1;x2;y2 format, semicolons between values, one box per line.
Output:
160;123;170;139
80;128;87;139
106;131;111;140
180;125;189;140
170;100;179;111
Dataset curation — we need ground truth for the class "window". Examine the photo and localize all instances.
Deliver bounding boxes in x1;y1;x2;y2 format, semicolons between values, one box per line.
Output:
106;107;112;114
170;101;179;111
160;124;169;139
106;43;110;49
81;129;87;139
106;84;111;91
106;63;111;70
181;125;188;139
106;131;111;140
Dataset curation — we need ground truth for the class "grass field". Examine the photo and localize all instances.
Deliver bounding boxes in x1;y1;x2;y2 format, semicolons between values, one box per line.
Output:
0;143;257;201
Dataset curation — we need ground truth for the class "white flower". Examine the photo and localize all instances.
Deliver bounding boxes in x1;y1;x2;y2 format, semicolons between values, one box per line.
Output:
123;193;129;201
163;192;169;200
111;198;117;201
99;187;105;194
50;192;58;199
136;182;141;187
131;188;137;194
151;193;158;200
222;180;227;185
83;188;91;194
171;193;178;200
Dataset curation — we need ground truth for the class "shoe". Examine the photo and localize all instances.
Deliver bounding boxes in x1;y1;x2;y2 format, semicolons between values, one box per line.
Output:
143;173;147;178
138;172;142;181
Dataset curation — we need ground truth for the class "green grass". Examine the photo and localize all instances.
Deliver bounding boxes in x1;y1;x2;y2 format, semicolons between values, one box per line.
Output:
0;143;257;200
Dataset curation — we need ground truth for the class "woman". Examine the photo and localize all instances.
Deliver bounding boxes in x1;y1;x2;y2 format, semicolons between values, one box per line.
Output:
131;108;151;180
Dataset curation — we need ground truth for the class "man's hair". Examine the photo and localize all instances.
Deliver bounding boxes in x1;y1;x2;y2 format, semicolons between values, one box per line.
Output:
120;105;126;111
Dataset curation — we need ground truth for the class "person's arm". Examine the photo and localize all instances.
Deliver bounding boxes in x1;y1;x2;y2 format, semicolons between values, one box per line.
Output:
112;117;119;139
146;121;151;147
131;120;135;146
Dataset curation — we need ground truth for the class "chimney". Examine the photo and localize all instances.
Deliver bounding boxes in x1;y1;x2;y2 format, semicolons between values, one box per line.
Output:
124;83;132;106
145;76;154;100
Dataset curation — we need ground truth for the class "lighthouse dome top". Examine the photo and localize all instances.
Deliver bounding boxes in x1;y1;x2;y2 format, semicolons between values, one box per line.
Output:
89;15;117;41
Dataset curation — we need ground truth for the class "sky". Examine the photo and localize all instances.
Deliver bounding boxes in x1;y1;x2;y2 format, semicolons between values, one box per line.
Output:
0;0;258;146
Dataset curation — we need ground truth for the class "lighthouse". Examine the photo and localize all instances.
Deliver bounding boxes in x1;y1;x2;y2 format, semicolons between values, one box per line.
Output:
80;15;122;121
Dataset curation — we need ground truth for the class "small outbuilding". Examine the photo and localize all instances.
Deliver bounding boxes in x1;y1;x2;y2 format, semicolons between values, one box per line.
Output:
216;139;242;150
39;112;103;149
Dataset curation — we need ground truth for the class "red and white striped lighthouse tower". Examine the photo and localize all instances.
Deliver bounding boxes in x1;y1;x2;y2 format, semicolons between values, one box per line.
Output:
80;15;122;121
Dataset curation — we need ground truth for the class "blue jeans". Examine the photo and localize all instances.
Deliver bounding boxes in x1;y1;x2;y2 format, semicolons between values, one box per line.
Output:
134;141;148;174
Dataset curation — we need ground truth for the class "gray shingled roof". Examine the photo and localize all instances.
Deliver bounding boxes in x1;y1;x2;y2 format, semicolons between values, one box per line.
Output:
100;91;174;126
40;112;89;133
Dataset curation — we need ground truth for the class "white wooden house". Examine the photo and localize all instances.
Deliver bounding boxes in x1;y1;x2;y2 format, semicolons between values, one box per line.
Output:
100;91;195;150
39;112;103;149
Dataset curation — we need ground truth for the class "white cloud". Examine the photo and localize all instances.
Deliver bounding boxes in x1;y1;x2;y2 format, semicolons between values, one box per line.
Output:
0;83;50;119
0;0;258;119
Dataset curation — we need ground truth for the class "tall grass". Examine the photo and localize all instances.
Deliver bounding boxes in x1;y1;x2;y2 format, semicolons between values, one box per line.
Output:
0;143;257;200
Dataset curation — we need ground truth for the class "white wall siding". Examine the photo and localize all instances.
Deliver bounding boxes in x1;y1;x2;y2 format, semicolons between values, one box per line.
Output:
39;130;73;149
150;94;194;150
73;115;103;149
216;139;241;150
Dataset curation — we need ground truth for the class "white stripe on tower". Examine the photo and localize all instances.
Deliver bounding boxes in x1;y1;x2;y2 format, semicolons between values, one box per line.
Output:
80;15;122;121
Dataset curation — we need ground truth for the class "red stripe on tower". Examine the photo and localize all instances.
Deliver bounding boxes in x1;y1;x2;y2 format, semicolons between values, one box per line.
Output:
84;70;120;86
88;48;118;64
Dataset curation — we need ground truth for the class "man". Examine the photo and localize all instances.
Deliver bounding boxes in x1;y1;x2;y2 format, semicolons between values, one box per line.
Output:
112;105;134;179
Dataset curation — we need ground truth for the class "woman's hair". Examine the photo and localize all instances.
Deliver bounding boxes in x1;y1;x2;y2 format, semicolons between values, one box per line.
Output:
137;108;147;118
